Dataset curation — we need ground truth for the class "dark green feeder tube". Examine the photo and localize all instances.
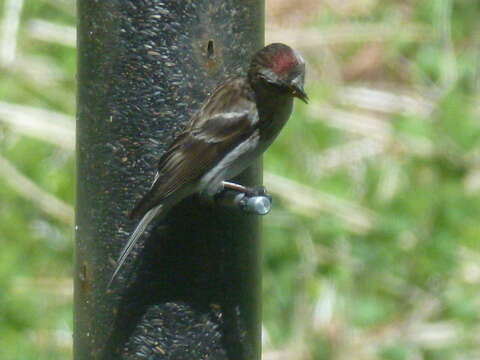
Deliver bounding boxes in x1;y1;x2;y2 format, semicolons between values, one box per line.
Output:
75;1;264;359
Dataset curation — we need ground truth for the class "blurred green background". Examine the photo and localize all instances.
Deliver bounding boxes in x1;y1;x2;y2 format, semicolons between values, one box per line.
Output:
1;0;479;359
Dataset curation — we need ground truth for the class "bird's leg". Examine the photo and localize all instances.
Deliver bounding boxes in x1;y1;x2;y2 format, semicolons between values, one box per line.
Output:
217;181;272;215
221;181;250;194
222;181;269;197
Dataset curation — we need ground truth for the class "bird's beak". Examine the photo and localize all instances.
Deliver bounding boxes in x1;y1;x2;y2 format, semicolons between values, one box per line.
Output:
291;85;309;104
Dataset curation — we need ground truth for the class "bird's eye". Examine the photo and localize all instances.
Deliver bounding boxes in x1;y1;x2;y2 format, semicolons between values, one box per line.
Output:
261;75;280;87
259;74;273;84
258;73;291;94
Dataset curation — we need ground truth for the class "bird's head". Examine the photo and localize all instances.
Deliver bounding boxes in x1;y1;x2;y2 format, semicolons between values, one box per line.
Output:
249;43;308;103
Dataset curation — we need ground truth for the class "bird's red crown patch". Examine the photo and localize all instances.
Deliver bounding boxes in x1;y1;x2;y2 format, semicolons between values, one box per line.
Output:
272;50;298;75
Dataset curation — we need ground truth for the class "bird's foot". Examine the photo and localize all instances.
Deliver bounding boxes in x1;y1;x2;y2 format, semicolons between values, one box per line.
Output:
246;185;269;198
218;181;272;215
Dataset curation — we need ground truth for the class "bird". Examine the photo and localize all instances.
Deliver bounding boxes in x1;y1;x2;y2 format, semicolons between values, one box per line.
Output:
108;43;308;287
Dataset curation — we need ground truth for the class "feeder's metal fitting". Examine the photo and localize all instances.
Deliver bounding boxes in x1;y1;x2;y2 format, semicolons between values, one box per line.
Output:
236;193;272;215
245;195;271;215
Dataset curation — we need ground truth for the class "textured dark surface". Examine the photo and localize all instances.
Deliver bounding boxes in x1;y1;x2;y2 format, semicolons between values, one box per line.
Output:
75;1;264;359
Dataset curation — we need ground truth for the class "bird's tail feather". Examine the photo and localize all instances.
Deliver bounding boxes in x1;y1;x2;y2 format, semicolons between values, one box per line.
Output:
107;204;163;288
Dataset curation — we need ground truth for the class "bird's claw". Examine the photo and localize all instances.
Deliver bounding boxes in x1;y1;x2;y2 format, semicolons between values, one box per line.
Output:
246;185;270;198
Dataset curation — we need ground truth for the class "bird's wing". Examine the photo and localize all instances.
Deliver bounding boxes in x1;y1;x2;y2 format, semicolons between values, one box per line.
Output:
129;78;258;219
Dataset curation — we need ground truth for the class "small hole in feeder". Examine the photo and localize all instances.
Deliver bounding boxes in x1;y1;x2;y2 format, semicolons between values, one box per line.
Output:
207;40;214;58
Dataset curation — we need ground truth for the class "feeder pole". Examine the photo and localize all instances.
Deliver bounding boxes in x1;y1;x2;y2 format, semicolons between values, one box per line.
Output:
75;1;264;359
